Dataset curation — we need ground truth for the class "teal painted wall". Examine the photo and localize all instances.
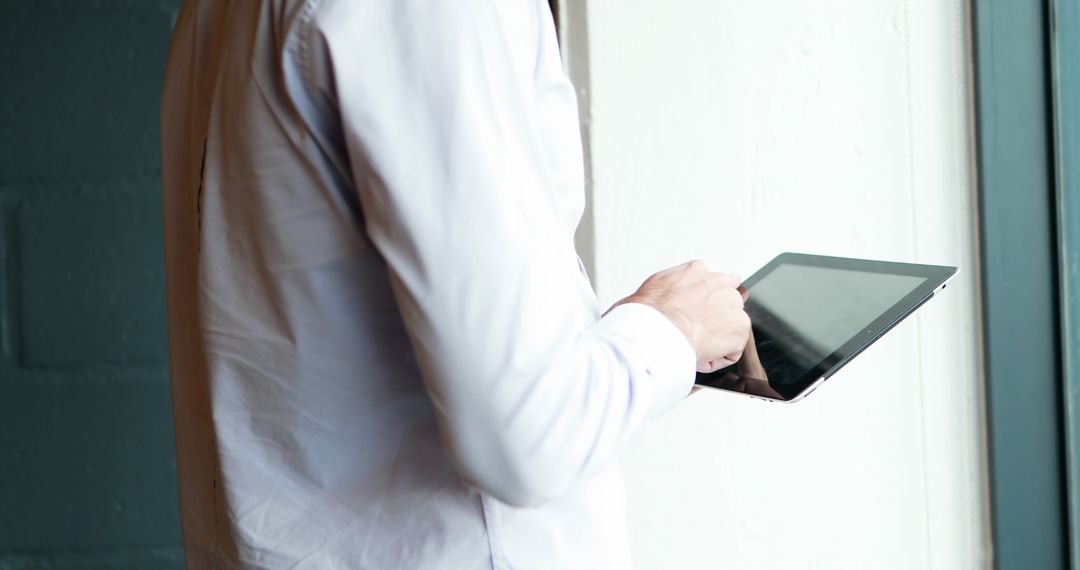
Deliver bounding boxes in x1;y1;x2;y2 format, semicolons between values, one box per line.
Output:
0;1;184;568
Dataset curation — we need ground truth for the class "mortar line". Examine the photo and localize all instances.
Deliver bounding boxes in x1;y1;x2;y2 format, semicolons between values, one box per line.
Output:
0;196;19;373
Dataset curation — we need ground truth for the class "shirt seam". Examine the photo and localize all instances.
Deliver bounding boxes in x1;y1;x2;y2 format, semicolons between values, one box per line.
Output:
480;493;507;570
296;0;323;99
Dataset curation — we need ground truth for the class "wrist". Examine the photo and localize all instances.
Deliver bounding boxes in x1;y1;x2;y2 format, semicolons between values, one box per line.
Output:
622;296;696;350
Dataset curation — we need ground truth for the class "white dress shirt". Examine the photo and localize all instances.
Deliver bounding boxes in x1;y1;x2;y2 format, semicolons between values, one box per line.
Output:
160;0;696;567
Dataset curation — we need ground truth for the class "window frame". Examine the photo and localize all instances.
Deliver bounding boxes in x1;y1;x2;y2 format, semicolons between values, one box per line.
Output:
973;0;1073;567
1051;0;1080;566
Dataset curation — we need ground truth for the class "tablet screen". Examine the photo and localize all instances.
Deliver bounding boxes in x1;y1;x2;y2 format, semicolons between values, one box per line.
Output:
745;265;926;391
696;254;953;401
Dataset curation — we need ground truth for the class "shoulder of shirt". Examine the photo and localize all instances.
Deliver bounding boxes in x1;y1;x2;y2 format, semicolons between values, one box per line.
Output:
306;0;488;34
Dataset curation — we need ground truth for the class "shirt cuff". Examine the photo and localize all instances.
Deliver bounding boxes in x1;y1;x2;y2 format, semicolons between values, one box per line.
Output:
594;302;697;419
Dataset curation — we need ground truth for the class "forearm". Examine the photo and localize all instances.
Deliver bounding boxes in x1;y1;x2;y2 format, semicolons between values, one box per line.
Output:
422;302;695;507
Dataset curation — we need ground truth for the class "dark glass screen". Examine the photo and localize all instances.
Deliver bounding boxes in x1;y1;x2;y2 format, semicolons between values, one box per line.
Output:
698;262;929;400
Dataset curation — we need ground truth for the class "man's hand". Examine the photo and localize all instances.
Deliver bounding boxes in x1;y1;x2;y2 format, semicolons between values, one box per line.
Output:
608;260;751;373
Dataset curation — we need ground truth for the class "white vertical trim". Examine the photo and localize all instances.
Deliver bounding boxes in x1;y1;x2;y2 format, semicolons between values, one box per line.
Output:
558;0;597;288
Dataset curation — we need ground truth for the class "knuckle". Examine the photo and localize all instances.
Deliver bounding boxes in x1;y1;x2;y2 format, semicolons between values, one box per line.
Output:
686;259;708;272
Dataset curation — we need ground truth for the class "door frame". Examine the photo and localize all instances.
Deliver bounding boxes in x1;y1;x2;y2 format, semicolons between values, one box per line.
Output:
974;0;1076;567
1051;0;1080;566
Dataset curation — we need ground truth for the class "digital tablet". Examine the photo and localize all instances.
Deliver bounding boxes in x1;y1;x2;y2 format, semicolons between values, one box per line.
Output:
695;253;957;403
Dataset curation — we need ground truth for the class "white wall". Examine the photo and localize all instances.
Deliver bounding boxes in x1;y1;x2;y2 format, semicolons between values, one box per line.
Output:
561;0;989;568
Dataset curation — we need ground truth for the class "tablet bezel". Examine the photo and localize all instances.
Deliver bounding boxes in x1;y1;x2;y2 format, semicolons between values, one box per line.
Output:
695;253;958;402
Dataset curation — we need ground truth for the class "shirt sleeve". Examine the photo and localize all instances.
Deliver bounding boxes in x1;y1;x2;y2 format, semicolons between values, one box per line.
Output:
308;0;696;507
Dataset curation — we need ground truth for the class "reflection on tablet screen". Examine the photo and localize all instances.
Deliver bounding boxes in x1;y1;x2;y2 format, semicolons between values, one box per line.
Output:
707;264;927;399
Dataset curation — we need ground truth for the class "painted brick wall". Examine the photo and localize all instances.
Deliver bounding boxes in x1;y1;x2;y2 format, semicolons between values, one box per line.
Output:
0;1;185;568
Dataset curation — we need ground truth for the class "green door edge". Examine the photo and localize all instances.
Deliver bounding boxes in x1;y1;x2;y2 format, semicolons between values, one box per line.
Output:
973;0;1069;567
1052;0;1080;567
